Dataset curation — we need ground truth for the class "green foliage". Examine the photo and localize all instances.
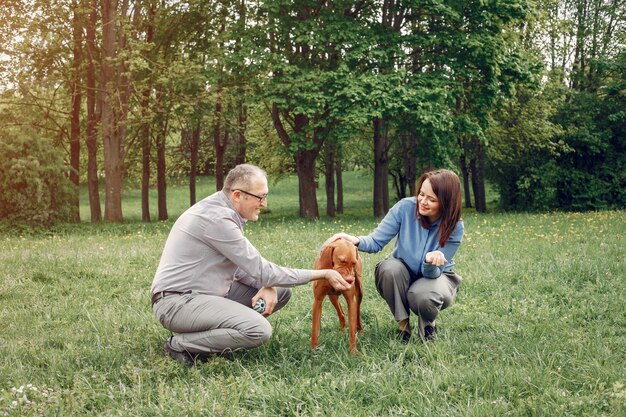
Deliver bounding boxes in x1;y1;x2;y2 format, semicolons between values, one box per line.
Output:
0;126;75;226
488;81;566;210
489;72;626;211
1;0;624;221
245;103;295;178
250;1;393;216
484;1;626;212
553;88;626;210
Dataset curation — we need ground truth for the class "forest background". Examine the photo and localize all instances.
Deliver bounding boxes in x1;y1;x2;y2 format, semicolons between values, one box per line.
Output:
0;0;625;225
1;2;625;415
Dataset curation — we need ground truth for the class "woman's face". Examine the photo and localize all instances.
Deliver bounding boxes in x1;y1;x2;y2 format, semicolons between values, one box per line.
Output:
417;179;441;222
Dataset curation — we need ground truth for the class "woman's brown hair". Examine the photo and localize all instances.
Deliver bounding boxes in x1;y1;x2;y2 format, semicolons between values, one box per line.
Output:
415;169;462;247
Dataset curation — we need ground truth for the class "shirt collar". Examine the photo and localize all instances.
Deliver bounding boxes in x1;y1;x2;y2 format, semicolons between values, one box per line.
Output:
419;215;441;229
219;190;247;224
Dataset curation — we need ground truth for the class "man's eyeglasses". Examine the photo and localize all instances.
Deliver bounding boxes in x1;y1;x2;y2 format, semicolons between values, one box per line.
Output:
234;189;268;203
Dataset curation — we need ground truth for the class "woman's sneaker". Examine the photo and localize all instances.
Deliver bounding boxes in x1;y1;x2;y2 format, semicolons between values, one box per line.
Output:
423;324;437;341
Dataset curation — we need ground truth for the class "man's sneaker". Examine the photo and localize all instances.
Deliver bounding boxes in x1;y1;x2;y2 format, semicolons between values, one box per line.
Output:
195;348;236;363
163;339;194;366
397;329;412;345
423;324;437;341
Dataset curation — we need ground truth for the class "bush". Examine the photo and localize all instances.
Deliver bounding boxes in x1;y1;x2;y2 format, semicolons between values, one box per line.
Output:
489;78;626;212
0;126;76;226
552;91;626;211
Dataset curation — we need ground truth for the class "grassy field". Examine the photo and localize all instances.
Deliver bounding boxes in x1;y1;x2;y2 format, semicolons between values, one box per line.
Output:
1;172;625;416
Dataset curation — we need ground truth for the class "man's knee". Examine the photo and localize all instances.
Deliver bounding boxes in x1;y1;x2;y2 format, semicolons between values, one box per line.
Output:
274;288;292;312
246;317;273;347
278;288;293;304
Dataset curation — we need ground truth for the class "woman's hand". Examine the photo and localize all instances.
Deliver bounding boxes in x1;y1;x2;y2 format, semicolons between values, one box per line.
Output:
425;250;447;266
322;232;358;248
252;287;278;316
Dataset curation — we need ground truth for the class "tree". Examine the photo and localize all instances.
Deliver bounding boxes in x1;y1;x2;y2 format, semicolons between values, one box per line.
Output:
446;0;531;212
69;0;83;222
85;0;102;222
0;123;75;226
139;0;156;221
370;0;405;217
488;81;565;210
488;0;625;211
257;1;378;218
0;0;90;222
100;0;143;222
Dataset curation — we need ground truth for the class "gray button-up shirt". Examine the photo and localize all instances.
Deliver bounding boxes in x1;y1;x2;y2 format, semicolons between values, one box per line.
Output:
151;191;312;296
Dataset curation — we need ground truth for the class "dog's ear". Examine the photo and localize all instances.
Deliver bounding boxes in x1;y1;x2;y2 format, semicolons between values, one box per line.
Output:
354;246;364;295
315;243;335;270
354;246;362;279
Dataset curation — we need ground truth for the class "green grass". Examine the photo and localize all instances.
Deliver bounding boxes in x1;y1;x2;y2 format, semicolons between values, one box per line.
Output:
1;173;625;416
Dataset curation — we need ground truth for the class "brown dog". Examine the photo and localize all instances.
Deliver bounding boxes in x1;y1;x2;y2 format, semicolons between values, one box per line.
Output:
311;238;363;353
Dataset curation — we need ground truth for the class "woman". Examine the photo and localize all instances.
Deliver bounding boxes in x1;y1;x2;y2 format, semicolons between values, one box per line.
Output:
326;169;464;343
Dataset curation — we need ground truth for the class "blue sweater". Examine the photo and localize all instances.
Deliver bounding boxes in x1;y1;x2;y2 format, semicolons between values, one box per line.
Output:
357;197;464;279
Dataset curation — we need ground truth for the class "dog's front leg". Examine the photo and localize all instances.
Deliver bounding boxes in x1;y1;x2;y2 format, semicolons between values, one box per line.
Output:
311;296;324;350
329;295;346;331
345;292;359;354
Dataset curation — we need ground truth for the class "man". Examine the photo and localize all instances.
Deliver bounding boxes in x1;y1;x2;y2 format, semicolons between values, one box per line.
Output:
151;164;352;365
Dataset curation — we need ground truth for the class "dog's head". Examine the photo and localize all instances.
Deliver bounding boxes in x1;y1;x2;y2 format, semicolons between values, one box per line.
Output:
315;238;362;283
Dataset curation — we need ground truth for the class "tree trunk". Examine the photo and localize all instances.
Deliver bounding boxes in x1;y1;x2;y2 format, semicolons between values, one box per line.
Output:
373;117;389;217
271;104;321;219
156;115;168;220
296;150;319;218
236;100;247;165
85;0;101;222
101;0;124;222
213;97;226;191
459;149;472;208
189;123;200;206
140;1;155;222
571;0;588;91
324;142;336;217
140;91;151;222
69;0;82;223
470;137;486;212
336;158;343;214
405;132;418;197
455;96;473;209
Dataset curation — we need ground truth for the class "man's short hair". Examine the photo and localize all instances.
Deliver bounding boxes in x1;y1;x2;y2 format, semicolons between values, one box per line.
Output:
223;164;267;192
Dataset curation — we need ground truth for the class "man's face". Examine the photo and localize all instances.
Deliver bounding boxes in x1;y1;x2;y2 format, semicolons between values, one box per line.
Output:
232;174;268;221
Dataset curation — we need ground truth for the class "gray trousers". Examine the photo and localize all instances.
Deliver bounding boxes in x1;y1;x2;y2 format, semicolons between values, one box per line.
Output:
375;258;461;337
153;281;292;355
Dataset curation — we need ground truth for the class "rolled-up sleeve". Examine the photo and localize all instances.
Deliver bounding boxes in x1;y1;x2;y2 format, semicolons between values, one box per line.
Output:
421;221;464;278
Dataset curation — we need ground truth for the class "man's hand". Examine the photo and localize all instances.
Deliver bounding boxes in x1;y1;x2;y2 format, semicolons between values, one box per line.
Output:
252;287;278;316
309;269;353;291
324;269;353;291
425;250;447;266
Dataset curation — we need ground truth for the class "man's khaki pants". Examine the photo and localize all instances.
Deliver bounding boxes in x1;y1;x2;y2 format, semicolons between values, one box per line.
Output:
153;282;291;355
